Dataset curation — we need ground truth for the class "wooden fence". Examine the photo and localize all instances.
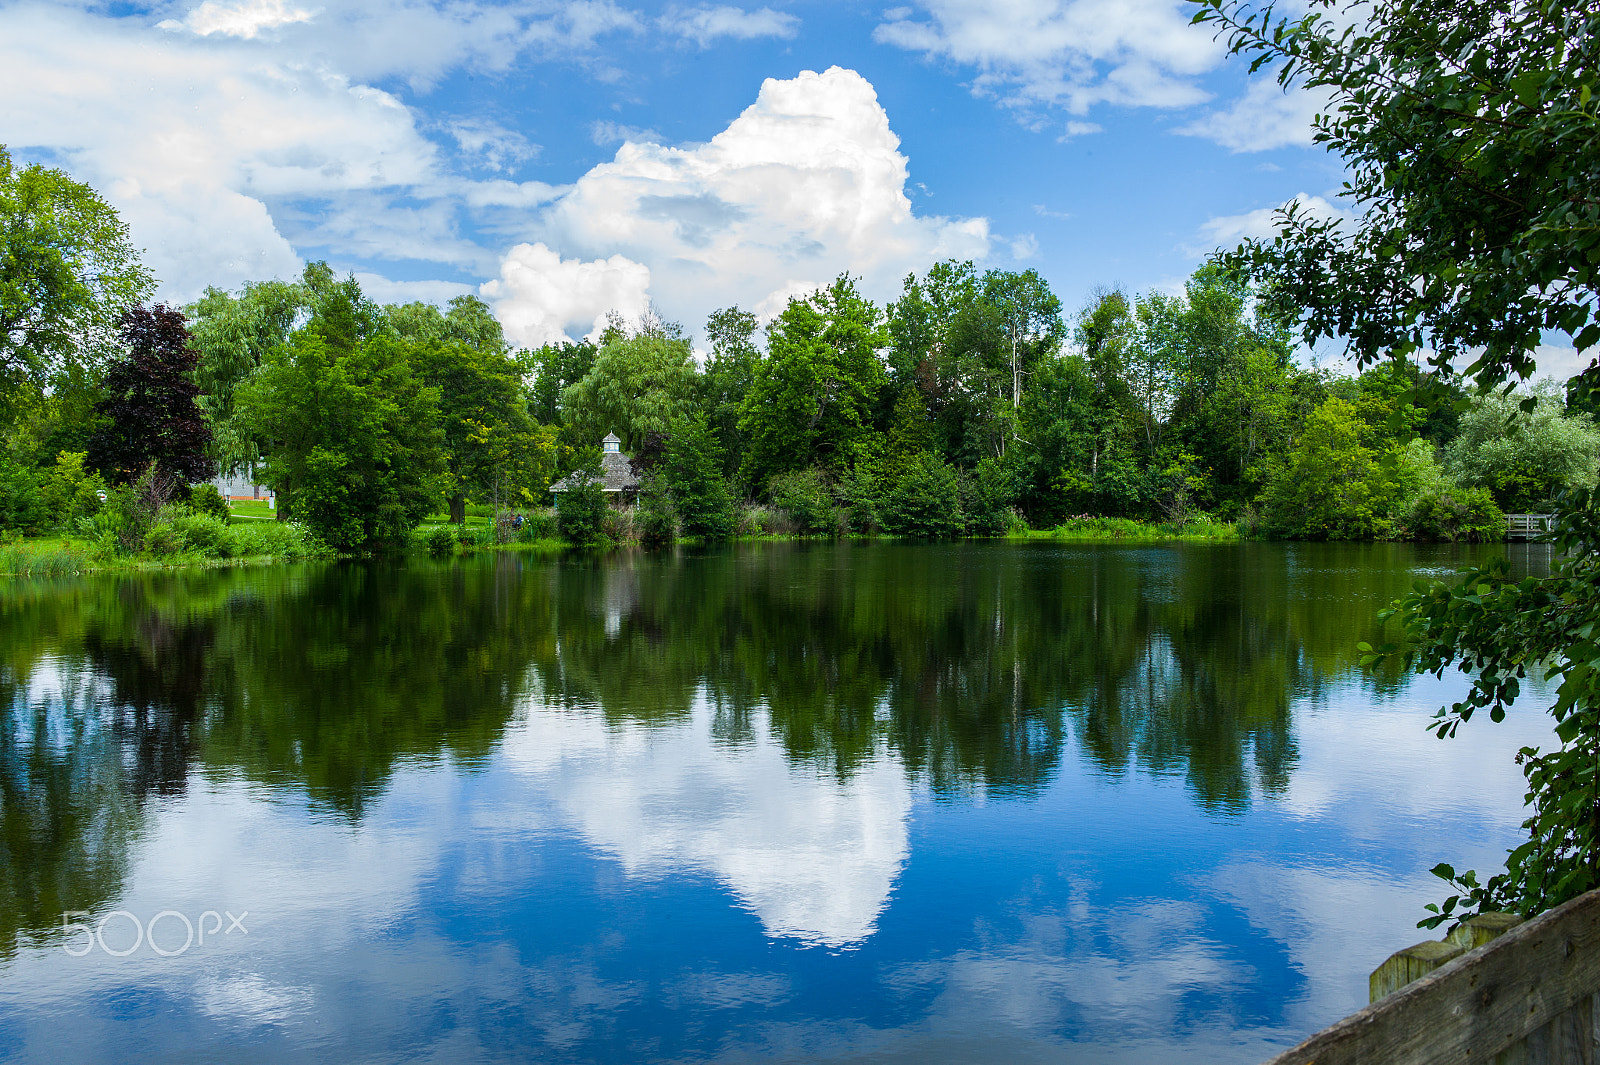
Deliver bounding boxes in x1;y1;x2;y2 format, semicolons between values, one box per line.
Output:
1262;887;1600;1065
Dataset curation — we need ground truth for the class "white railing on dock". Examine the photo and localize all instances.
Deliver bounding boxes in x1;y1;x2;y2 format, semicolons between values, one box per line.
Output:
1506;513;1555;541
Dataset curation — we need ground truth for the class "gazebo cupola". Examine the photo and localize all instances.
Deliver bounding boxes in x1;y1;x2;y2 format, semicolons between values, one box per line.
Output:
602;432;622;454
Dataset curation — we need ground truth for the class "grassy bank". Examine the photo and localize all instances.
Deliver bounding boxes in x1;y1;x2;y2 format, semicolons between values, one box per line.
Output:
1013;515;1243;542
0;504;1248;577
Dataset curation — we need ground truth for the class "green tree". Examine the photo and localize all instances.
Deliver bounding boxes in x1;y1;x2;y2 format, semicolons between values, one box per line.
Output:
417;343;539;523
1127;293;1184;460
887;261;1049;465
1262;396;1392;539
236;332;444;550
1165;266;1303;512
984;267;1064;418
397;305;540;524
388;294;507;354
741;275;888;487
1443;386;1600;511
299;262;384;356
186;279;302;477
0;146;152;399
522;340;597;426
878;452;963;538
1197;0;1600;921
636;471;677;546
560;329;696;451
962;456;1016;536
1012;350;1147;522
666;414;735;540
700;306;760;482
185;261;384;482
1196;0;1600;400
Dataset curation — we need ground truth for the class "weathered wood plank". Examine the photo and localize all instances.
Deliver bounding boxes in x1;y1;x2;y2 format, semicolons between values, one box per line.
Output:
1264;888;1600;1065
1523;997;1596;1065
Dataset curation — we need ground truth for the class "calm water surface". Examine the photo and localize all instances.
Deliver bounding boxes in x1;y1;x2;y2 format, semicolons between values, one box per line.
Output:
0;540;1557;1063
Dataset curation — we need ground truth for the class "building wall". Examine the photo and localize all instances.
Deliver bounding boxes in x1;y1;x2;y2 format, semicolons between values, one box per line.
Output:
211;471;267;500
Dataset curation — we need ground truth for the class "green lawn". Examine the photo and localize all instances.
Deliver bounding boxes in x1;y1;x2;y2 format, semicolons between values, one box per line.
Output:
228;499;276;521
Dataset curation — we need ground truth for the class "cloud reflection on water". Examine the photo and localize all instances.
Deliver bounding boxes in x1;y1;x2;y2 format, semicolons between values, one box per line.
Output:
504;686;912;949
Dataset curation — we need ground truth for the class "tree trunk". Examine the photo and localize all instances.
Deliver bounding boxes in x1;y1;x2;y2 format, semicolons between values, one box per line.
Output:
449;494;466;525
1011;334;1022;410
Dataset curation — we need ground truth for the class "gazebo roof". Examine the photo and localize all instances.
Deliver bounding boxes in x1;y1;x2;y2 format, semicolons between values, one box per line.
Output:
549;434;639;494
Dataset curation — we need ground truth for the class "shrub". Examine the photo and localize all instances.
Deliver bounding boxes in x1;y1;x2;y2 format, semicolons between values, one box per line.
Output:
142;519;187;556
94;463;176;554
1054;515;1146;539
0;458;49;533
426;526;457;554
601;505;638;545
637;473;677;547
158;510;232;557
516;508;558;542
1401;486;1507;542
1236;504;1265;540
223;519;328;559
879;452;963;538
39;452;107;528
184;482;230;523
769;468;836;534
736;503;780;537
556;471;607;546
833;465;879;533
962;457;1016;537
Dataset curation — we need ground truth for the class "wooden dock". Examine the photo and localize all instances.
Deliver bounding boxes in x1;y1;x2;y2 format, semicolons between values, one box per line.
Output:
1507;513;1556;541
1261;888;1600;1065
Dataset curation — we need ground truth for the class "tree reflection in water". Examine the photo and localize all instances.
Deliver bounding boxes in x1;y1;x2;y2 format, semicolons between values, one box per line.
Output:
0;539;1518;953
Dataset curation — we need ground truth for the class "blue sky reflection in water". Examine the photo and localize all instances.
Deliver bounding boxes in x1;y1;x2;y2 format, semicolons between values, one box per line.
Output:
0;541;1556;1063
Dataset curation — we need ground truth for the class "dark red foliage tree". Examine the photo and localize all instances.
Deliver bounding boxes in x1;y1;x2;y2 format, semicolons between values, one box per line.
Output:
88;304;215;487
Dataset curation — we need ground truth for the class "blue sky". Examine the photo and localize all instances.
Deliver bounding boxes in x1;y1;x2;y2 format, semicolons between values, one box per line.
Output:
2;0;1356;351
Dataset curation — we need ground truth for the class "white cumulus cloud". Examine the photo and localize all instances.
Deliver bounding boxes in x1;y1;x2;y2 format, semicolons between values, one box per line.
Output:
873;0;1222;115
0;3;606;299
484;66;991;346
482;243;652;348
0;5;444;295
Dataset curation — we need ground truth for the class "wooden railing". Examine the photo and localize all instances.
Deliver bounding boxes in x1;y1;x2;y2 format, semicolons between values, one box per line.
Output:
1261;888;1600;1064
1507;513;1556;541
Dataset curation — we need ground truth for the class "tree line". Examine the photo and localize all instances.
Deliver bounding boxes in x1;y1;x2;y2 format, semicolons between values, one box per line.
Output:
2;143;1598;555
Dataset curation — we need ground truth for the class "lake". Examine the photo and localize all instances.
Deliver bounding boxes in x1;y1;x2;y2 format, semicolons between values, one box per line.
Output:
0;539;1557;1064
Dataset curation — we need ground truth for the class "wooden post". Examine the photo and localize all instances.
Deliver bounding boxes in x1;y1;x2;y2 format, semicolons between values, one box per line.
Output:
1370;913;1525;1004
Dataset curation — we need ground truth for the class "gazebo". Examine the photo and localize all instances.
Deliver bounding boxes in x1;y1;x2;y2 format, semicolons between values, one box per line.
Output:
548;432;640;506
